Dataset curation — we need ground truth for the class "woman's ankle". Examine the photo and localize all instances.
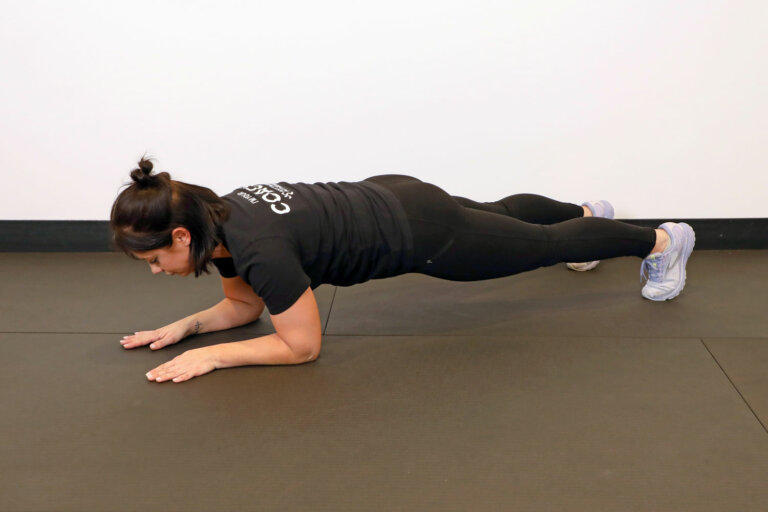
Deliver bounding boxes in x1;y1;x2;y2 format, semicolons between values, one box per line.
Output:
650;229;669;254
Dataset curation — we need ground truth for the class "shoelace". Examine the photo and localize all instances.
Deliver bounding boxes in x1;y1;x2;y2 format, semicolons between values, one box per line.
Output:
640;253;667;283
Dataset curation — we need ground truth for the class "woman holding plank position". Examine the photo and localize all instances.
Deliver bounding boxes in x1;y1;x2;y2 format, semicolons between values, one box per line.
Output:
111;158;695;383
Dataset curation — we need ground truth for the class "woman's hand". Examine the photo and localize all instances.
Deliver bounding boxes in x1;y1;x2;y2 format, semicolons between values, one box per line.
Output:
120;319;190;350
145;347;218;383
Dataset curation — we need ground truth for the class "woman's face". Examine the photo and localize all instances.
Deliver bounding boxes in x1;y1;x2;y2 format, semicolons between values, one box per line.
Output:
133;227;193;277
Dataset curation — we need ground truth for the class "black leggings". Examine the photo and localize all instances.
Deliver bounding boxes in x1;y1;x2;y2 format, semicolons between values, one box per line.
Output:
364;174;657;280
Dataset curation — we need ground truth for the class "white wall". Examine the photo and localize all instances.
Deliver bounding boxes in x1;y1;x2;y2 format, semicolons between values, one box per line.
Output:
0;0;765;220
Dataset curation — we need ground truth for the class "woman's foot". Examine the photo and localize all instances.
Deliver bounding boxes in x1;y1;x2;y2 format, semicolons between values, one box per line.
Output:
640;222;696;301
566;200;615;271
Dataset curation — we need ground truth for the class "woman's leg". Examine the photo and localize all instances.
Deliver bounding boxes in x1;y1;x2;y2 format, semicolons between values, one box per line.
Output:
450;194;586;225
419;209;656;280
364;174;586;224
366;175;656;280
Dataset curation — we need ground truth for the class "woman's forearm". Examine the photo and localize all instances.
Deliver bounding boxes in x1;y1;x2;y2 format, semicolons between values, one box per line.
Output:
181;297;263;337
210;333;314;368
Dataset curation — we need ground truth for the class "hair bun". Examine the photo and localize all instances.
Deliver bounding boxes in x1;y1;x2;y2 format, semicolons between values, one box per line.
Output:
130;156;157;188
138;158;153;174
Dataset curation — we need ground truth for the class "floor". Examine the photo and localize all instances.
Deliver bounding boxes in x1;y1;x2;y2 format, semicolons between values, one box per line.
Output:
1;250;767;511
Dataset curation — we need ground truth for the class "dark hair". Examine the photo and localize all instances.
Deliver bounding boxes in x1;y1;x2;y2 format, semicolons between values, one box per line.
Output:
110;155;231;277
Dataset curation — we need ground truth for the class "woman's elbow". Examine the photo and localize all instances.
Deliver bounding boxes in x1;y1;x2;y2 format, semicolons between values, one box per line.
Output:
308;336;322;361
297;347;320;363
293;337;321;363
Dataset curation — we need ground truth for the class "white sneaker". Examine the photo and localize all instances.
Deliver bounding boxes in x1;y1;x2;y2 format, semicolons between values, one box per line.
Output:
566;200;615;272
640;222;696;301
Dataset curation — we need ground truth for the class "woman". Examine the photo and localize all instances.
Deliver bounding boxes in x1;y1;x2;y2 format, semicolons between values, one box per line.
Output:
112;158;695;384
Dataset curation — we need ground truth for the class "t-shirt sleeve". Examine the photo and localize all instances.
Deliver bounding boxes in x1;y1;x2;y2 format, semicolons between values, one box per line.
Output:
211;257;238;278
240;238;312;315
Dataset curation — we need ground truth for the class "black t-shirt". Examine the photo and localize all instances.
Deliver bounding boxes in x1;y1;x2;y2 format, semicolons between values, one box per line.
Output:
211;180;414;315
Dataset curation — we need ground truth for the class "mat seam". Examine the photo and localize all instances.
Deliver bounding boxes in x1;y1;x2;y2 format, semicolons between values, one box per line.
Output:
700;338;768;435
322;286;338;335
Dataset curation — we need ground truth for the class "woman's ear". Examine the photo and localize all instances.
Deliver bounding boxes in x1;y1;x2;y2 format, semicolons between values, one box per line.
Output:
172;227;192;245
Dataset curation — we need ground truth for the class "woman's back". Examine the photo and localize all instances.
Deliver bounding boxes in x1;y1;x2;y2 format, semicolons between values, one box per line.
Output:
216;179;414;313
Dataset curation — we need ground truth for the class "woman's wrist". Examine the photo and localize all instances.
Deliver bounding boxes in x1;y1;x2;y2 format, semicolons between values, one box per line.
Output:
185;316;202;337
177;298;260;341
177;316;200;338
205;345;224;370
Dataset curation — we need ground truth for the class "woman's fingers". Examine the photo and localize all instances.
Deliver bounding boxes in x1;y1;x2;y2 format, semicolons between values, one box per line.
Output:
148;357;184;381
172;371;193;383
148;337;164;350
149;366;187;383
146;349;216;384
120;330;161;349
147;361;175;381
120;333;143;349
121;322;188;351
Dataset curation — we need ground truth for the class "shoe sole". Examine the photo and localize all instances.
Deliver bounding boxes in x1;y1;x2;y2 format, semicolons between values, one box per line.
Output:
642;222;696;301
566;261;600;272
566;200;613;272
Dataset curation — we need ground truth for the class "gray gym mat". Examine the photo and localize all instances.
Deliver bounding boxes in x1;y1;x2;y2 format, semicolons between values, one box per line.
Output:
2;332;767;511
326;250;768;337
0;252;336;334
704;338;768;429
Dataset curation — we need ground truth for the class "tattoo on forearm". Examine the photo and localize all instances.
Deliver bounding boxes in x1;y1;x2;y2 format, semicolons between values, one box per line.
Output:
193;320;201;335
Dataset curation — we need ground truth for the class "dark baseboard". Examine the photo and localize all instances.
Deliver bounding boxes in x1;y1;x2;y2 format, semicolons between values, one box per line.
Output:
0;219;766;252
